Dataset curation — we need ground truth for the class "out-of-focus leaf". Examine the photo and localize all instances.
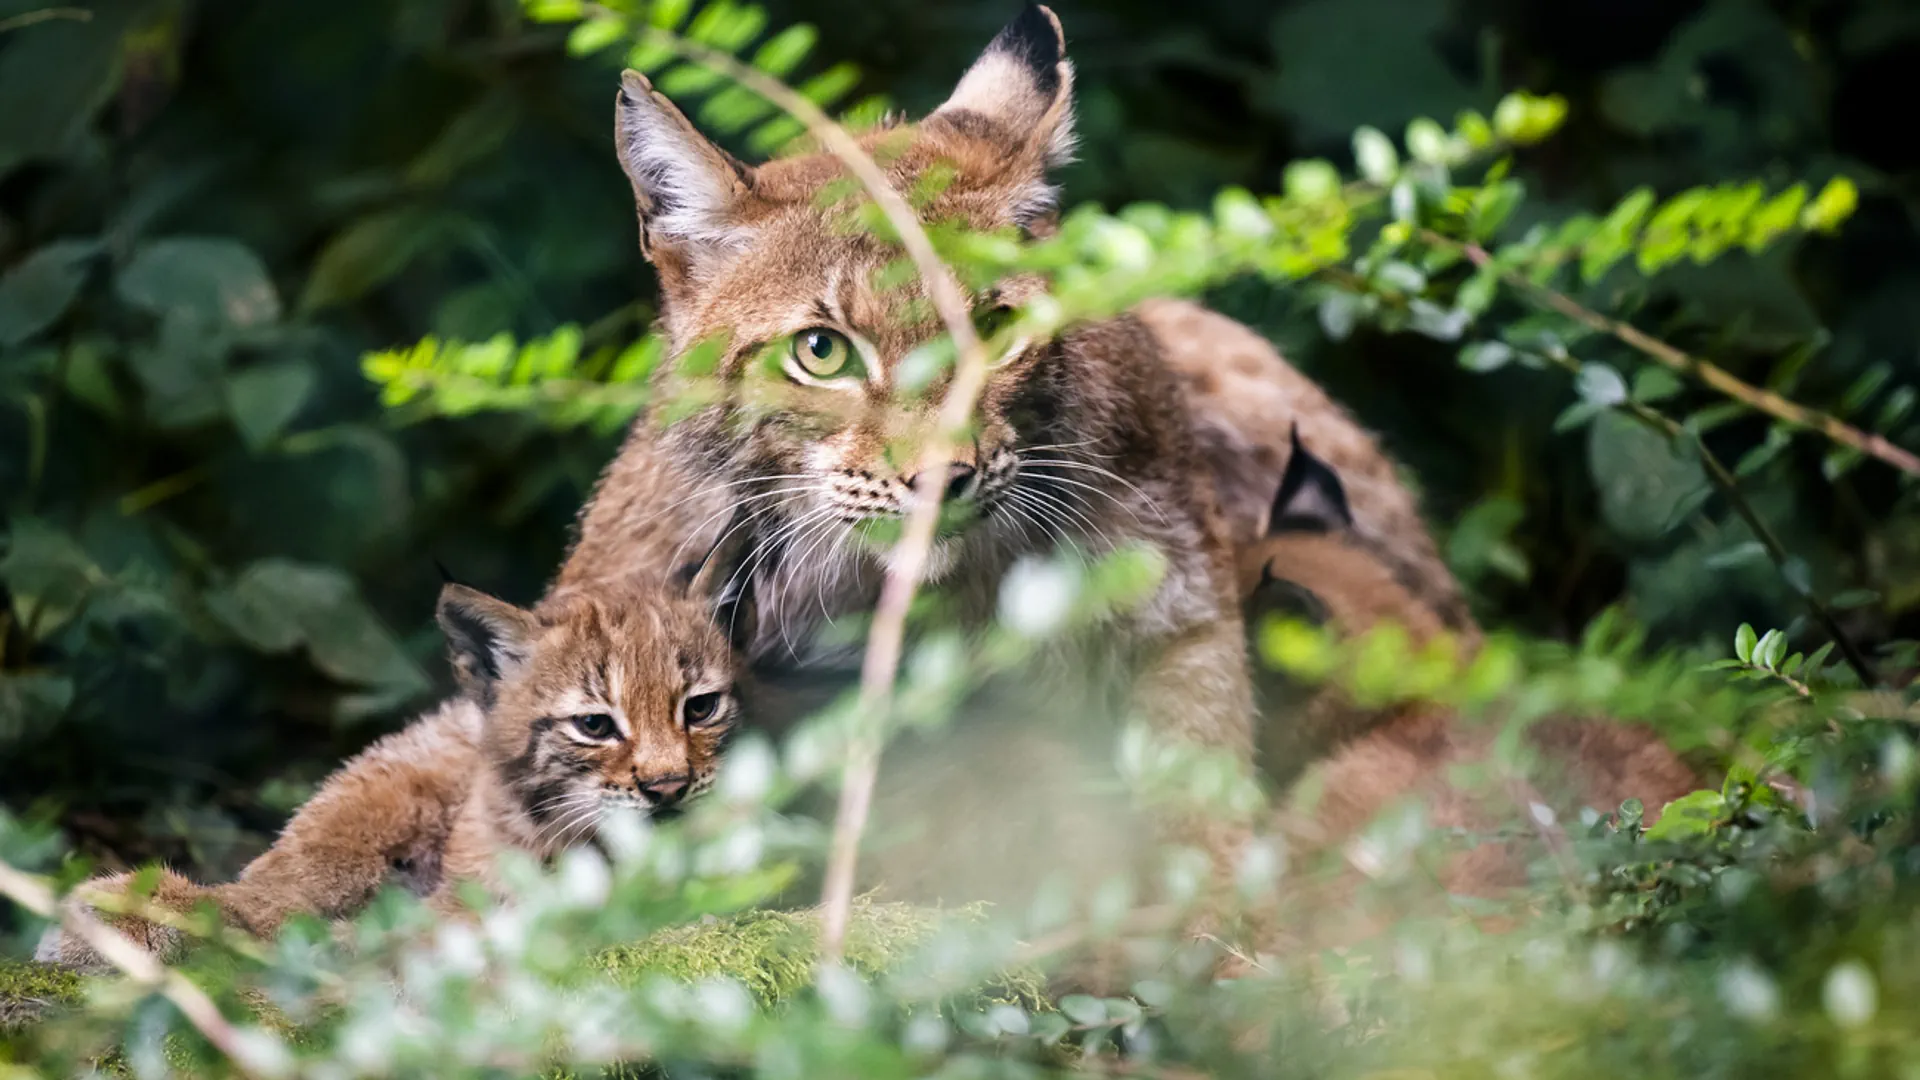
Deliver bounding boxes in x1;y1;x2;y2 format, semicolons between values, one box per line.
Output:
225;359;316;450
1588;411;1710;543
0;518;100;639
0;7;133;176
117;238;282;329
1644;789;1726;841
405;97;522;189
205;558;427;694
1264;0;1476;142
299;207;449;312
0;672;74;743
0;239;100;346
128;313;230;429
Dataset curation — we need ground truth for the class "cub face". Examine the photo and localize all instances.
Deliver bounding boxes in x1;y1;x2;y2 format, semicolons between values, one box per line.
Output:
617;6;1086;580
437;575;740;846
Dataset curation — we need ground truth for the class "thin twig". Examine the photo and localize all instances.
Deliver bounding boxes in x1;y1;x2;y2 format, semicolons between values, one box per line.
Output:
643;26;992;962
1517;343;1877;685
1433;231;1920;479
0;860;264;1077
0;6;90;33
1628;400;1878;685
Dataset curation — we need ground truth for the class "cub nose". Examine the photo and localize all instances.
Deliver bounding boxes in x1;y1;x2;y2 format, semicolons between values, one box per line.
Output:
637;774;690;806
906;463;978;502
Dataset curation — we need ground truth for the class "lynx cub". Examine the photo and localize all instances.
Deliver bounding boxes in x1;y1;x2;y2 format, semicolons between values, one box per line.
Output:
35;573;741;970
1239;433;1699;942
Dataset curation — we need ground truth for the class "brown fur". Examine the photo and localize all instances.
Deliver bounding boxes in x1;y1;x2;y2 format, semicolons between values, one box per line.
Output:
1144;297;1473;632
36;576;739;969
556;11;1262;896
1236;444;1700;950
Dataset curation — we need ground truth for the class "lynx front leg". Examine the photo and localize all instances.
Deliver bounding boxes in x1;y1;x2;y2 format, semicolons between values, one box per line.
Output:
1121;616;1272;962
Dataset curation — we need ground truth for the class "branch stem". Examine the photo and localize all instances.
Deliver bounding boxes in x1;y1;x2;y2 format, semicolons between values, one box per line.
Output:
0;860;266;1077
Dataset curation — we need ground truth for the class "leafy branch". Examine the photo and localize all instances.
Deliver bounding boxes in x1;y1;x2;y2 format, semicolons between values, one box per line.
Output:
1432;230;1920;478
0;859;274;1077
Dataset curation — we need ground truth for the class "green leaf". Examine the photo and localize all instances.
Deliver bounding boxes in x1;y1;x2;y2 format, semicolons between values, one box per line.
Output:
0;239;98;347
796;63;860;109
522;0;584;21
0;672;74;743
118;237;282;329
205;559;427;694
1632;367;1684;403
1058;995;1107;1025
1458;341;1514;373
0;7;133;177
1744;184;1807;253
1755;628;1788;671
1404;117;1452;164
1586;411;1709;543
566;15;627;56
1734;623;1757;664
648;0;693;30
1492;91;1568;144
1801;177;1858;234
1643;789;1725;841
1283;160;1342;202
225;359;317;450
686;0;766;53
0;518;100;640
748;23;815;78
1352;126;1399;184
1574;363;1628;408
300;208;448;313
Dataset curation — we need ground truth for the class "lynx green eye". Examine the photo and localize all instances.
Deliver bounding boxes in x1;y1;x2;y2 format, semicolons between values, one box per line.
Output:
682;691;726;727
573;713;618;740
788;328;858;381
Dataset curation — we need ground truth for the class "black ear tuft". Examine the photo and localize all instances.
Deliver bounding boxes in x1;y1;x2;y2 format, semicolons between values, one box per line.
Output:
986;3;1066;98
433;559;458;585
1267;425;1354;536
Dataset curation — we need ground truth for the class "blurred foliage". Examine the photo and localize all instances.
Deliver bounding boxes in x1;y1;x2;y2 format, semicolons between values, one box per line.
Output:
7;0;1920;1074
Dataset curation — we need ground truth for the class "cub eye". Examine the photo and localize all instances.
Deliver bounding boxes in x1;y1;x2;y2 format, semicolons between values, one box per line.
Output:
682;692;726;727
788;328;859;381
572;713;618;740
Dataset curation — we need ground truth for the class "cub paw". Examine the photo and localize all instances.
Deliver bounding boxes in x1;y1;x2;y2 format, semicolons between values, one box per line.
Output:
32;869;206;973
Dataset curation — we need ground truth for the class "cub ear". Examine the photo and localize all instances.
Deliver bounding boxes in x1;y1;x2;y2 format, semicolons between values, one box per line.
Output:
928;4;1077;220
1267;426;1354;536
436;584;540;706
615;70;756;262
673;511;759;652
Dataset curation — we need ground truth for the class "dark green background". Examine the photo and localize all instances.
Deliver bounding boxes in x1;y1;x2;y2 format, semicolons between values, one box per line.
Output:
1;0;1915;880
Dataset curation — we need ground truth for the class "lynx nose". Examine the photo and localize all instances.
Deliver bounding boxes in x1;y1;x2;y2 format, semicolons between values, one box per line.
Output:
638;774;690;806
907;463;978;502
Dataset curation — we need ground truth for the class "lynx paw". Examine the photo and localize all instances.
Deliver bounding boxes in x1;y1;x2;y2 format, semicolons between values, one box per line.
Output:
32;870;199;973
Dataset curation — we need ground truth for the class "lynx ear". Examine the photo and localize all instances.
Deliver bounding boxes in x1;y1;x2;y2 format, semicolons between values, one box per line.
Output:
929;4;1076;224
615;70;756;260
437;584;540;706
1267;426;1354;536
